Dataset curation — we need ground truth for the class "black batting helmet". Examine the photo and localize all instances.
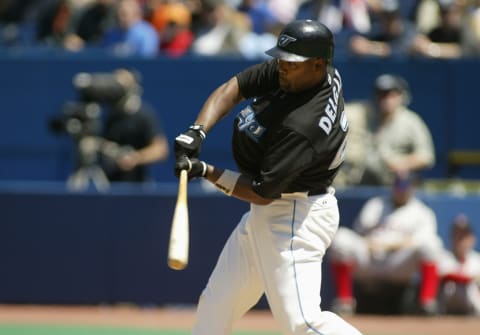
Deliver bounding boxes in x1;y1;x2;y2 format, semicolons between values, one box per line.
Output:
265;20;334;63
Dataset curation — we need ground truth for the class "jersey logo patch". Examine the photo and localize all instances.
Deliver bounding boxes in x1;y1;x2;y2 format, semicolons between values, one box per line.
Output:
278;34;296;47
237;106;266;142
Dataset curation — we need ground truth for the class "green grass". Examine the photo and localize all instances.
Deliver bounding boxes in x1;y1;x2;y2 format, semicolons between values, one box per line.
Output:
0;324;280;335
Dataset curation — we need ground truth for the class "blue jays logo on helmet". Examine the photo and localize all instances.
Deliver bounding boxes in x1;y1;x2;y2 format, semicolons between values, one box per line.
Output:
278;34;297;47
265;20;334;63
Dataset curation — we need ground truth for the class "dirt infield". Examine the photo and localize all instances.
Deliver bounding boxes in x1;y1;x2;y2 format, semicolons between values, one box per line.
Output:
0;304;479;335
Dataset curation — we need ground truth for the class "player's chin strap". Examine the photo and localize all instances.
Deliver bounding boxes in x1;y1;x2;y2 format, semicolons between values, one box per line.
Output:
214;169;241;196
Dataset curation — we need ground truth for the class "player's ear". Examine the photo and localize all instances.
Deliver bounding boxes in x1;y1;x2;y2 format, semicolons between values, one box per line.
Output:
314;58;325;68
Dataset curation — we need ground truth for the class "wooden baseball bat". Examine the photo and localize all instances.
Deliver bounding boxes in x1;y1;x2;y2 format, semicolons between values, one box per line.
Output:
167;169;189;270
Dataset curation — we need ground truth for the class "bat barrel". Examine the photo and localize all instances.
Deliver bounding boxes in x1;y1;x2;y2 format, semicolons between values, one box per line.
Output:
167;169;189;270
168;259;187;270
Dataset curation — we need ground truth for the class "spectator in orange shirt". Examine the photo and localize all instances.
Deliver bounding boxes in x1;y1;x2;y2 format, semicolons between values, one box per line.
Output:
148;0;194;57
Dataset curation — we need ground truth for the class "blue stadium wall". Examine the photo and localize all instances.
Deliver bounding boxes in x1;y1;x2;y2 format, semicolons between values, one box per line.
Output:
1;184;479;309
0;55;479;182
0;55;479;309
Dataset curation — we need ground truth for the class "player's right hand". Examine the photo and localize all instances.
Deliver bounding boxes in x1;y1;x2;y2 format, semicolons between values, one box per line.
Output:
175;155;207;180
174;125;206;159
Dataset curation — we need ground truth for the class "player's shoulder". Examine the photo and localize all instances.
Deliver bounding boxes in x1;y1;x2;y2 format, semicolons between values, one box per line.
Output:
356;196;387;224
236;59;279;99
410;197;437;216
397;107;428;124
287;66;346;135
363;195;386;210
237;59;278;79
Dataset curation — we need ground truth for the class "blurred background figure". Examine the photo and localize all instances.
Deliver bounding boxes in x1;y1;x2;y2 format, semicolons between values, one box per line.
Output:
348;0;418;58
329;172;444;316
462;0;480;57
236;0;282;59
411;0;463;59
101;0;159;57
147;0;194;57
49;68;169;188
335;73;435;187
332;88;374;187
295;0;347;34
61;0;117;52
296;0;371;34
437;214;480;315
99;69;169;183
189;1;250;57
0;0;40;48
237;0;279;35
36;0;96;49
295;0;372;57
266;0;299;25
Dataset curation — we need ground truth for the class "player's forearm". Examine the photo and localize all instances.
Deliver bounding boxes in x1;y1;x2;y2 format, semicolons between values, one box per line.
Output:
390;153;434;172
194;77;244;132
368;239;412;253
136;136;169;165
429;42;462;59
204;164;273;205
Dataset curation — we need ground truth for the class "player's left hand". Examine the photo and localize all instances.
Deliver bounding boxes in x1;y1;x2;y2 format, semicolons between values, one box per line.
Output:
175;156;207;180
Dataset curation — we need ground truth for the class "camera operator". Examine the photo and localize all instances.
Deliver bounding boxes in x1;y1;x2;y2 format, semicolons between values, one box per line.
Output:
96;68;169;182
51;68;169;186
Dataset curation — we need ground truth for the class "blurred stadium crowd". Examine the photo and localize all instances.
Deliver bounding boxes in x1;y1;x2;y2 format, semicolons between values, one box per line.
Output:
1;1;479;318
1;0;480;59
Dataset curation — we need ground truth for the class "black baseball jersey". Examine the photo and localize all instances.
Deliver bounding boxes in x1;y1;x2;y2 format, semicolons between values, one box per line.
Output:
233;59;348;199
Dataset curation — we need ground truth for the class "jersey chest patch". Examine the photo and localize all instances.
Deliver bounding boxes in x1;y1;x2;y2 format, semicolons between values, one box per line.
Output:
236;105;266;142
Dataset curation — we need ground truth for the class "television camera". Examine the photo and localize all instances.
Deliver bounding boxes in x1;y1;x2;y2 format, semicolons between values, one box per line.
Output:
49;69;142;191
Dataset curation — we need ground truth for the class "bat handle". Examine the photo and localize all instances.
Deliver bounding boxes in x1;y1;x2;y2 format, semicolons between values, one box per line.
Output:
178;169;188;199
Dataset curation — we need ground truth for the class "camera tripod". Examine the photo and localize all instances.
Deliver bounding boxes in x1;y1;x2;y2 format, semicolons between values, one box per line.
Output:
67;136;110;192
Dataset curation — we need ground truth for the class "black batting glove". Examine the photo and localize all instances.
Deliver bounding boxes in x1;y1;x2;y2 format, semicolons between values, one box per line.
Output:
174;125;206;159
175;156;207;181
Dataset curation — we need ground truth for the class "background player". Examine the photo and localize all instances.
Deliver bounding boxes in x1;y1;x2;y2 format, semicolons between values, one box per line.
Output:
437;214;480;315
174;19;362;335
328;172;444;315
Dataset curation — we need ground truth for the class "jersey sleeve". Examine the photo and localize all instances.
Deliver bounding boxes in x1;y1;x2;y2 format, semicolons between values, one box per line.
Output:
251;130;315;198
236;59;280;99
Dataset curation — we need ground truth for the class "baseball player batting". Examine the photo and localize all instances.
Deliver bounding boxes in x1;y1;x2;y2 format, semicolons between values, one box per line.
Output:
174;20;362;335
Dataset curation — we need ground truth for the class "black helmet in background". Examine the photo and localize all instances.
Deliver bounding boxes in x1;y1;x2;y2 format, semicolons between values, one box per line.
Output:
374;73;412;105
265;20;334;63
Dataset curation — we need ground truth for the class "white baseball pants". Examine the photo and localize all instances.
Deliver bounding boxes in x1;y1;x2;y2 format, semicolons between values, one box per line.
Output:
192;191;363;335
